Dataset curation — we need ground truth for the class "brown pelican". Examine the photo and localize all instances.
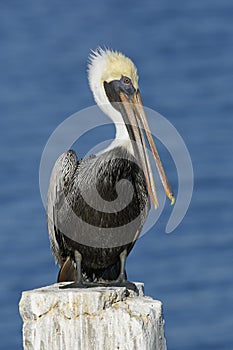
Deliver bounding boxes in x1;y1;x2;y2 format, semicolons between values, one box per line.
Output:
47;49;175;290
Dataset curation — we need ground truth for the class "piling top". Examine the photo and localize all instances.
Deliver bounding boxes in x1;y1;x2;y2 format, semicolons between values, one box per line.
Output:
19;283;167;350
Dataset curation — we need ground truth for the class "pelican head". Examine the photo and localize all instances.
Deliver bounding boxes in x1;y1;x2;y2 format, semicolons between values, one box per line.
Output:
88;48;175;207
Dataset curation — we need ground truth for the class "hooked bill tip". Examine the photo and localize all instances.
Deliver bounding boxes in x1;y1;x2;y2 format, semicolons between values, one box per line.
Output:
170;195;176;206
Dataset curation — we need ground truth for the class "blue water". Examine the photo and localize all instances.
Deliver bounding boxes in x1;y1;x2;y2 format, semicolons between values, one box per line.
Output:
1;1;233;349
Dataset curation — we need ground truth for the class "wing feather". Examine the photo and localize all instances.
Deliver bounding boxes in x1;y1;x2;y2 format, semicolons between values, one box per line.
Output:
46;150;78;265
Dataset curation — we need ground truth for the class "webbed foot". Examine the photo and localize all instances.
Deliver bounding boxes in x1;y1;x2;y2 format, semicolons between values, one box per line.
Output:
100;279;138;292
59;280;138;293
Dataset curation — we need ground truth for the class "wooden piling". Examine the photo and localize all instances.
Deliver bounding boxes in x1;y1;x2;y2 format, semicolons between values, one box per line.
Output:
19;283;167;350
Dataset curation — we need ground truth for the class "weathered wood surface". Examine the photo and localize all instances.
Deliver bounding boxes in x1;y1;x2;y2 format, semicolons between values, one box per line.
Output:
19;283;167;350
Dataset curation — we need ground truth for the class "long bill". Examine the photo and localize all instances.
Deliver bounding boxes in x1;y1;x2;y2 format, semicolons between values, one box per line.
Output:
119;90;175;208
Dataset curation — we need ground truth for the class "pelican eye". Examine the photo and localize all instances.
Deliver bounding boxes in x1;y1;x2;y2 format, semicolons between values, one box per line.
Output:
120;76;135;96
122;76;131;85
